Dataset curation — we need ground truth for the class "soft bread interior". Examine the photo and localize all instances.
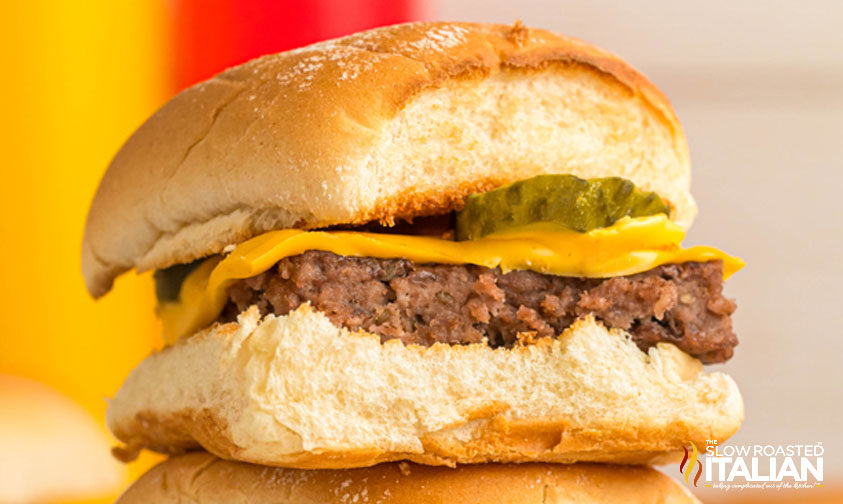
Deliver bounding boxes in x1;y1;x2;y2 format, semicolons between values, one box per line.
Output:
107;304;742;468
375;68;691;223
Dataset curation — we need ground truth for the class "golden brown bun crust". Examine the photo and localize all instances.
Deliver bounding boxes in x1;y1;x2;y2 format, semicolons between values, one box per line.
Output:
107;305;743;469
83;21;693;297
117;452;699;504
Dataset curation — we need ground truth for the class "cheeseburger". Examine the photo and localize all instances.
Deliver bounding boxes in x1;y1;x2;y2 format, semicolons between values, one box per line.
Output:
84;22;743;469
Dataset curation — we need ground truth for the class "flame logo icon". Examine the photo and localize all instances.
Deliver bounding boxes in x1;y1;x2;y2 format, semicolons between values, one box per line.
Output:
679;442;703;486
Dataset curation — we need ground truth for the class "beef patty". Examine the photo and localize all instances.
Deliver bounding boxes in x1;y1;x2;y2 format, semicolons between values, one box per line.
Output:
220;251;737;363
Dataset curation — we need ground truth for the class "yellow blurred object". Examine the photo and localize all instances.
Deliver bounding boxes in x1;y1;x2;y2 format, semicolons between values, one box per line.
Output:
0;374;123;503
0;0;170;501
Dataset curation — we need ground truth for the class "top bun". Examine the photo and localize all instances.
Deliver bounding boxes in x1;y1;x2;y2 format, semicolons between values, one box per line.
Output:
0;374;123;503
117;452;699;504
83;21;694;297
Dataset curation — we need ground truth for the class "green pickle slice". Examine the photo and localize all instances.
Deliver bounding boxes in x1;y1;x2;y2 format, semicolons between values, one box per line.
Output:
455;174;669;240
154;259;204;303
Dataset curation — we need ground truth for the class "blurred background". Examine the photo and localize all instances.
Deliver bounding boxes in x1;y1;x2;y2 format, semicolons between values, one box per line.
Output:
0;1;839;503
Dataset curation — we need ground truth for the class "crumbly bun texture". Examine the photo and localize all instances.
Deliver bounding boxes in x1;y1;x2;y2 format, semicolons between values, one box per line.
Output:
107;305;742;469
83;21;694;297
117;452;700;504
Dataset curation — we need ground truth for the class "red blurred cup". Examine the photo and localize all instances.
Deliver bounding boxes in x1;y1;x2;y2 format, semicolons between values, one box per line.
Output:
172;0;422;91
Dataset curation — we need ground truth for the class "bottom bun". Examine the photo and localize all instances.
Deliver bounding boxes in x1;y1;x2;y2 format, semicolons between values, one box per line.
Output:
117;452;699;504
108;304;743;468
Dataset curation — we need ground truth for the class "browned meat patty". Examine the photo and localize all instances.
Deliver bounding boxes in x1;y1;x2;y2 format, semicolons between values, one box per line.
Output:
220;252;737;363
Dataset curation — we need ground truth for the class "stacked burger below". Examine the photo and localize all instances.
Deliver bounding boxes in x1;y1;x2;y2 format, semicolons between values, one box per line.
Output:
83;22;743;503
118;454;698;503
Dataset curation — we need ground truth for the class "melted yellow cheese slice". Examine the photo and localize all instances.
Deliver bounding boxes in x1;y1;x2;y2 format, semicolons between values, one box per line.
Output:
159;214;744;345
